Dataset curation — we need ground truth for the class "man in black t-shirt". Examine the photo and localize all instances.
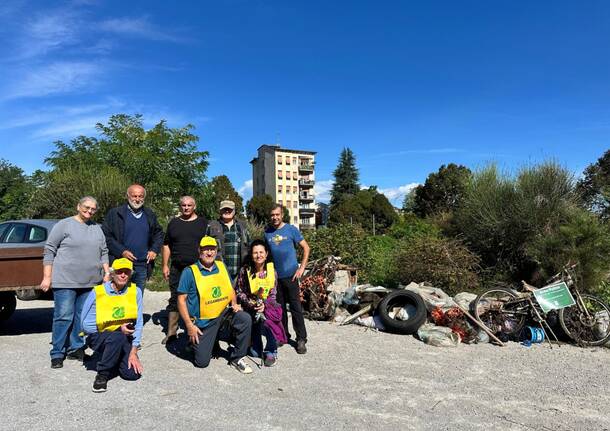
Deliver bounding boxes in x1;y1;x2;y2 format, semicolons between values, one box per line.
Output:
161;196;208;344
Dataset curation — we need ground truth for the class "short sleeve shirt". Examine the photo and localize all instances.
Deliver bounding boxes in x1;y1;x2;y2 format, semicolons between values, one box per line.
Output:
264;224;304;278
177;261;220;329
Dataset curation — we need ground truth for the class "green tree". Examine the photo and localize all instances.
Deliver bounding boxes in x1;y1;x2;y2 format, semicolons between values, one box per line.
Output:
412;163;471;217
42;114;209;221
329;187;398;234
577;149;610;220
330;147;360;206
210;175;244;216
28;165;131;220
246;194;289;225
0;159;33;220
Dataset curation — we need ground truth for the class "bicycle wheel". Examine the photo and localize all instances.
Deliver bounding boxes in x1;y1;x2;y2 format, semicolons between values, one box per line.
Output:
559;294;610;347
472;287;528;337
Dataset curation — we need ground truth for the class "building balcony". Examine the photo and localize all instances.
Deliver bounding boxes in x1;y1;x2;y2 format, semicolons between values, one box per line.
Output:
298;179;315;187
298;163;314;173
299;207;315;215
299;193;314;202
300;222;316;230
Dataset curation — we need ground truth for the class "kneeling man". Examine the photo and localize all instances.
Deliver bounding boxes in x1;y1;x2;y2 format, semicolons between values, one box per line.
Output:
177;236;253;374
81;258;143;392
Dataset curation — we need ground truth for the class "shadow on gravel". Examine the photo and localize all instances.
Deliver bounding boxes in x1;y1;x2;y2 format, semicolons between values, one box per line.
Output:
0;307;53;335
164;333;231;366
151;310;169;334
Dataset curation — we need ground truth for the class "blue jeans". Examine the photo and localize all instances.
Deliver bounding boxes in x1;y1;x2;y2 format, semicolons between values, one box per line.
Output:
50;288;90;359
251;319;278;356
132;262;147;294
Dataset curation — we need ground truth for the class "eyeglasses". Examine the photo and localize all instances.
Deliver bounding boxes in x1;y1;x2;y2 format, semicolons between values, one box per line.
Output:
221;208;234;213
81;205;98;213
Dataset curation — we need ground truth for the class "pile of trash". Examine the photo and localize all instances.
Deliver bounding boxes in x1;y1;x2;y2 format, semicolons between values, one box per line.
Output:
300;256;497;347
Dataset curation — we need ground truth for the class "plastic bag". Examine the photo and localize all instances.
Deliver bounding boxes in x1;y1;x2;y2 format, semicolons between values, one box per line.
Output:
417;323;461;347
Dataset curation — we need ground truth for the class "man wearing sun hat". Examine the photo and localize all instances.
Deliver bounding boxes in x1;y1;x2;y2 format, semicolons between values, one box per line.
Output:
206;199;250;282
81;257;144;392
177;236;253;374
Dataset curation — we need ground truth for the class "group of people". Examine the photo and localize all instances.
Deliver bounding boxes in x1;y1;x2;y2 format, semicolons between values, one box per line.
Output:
41;184;310;392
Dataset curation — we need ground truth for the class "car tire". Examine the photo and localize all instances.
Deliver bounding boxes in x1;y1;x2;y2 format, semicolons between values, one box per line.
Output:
0;292;17;321
377;290;427;334
15;289;41;301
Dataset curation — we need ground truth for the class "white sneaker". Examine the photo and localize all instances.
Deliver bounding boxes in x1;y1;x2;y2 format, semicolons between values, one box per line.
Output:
231;358;253;374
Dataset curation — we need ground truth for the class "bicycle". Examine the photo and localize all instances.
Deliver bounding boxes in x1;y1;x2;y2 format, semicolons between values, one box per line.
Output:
472;263;610;347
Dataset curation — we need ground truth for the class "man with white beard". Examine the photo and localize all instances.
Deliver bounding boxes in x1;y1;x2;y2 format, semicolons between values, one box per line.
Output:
102;184;164;294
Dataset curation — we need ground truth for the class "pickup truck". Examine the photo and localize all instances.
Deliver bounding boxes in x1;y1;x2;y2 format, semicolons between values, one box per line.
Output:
0;219;58;320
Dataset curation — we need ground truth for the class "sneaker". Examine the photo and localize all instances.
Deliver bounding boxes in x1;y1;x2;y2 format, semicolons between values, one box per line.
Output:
92;374;108;393
50;358;63;369
66;348;85;362
263;353;276;367
231;358;253;374
296;339;307;354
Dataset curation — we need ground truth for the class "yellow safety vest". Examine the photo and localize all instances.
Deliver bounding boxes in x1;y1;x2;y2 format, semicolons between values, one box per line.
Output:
246;262;275;300
190;261;233;320
94;283;138;332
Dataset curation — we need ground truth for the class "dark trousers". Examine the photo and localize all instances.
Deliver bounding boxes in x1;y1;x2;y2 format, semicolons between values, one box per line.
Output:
251;318;278;356
276;277;307;342
167;263;188;312
87;331;140;380
132;262;148;295
193;310;252;368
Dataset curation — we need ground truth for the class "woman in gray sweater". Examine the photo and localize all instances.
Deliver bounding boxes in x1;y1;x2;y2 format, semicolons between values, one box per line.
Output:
40;196;111;369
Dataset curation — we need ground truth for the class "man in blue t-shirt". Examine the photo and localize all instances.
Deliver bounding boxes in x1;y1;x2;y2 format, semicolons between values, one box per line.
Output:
264;204;310;354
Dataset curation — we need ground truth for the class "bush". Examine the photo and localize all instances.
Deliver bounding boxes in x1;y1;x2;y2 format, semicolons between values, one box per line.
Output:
364;235;399;287
455;162;577;280
388;213;439;241
527;207;610;292
393;235;480;295
304;224;370;275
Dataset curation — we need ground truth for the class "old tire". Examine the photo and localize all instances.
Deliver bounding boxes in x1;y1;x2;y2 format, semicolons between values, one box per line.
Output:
15;289;41;301
377;290;427;334
0;292;17;321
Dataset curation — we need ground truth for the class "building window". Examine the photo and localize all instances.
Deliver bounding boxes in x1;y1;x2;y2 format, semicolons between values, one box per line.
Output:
294;216;298;224
279;200;283;206
286;156;291;165
293;186;298;193
293;201;298;208
287;200;291;208
277;155;283;164
293;171;298;179
278;170;282;179
293;157;297;165
286;171;291;180
278;185;282;193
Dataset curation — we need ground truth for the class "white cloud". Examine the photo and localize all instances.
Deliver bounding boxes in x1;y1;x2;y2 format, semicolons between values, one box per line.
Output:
238;179;253;201
3;61;102;100
98;16;185;43
314;179;334;203
378;183;420;206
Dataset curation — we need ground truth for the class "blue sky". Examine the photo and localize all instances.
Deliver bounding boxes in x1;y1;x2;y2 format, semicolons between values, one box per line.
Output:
1;1;609;205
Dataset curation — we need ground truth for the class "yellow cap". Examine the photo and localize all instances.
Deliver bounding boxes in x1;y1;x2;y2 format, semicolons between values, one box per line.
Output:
199;236;218;248
112;258;134;271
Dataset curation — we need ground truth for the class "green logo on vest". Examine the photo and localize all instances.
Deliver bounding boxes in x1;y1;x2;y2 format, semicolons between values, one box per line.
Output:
112;306;125;319
211;286;222;299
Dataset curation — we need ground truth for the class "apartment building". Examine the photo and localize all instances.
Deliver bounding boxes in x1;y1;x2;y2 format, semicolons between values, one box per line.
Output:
250;144;317;230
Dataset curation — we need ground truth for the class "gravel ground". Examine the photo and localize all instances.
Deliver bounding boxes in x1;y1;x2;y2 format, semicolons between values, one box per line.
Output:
1;291;609;431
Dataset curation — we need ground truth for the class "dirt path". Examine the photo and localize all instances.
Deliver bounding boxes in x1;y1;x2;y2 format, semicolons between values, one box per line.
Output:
1;292;609;430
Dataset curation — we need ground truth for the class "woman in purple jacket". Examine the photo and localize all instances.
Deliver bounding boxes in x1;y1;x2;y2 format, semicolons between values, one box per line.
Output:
234;239;287;367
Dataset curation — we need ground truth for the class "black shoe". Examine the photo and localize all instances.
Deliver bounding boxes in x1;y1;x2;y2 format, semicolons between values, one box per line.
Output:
296;339;307;354
51;358;64;369
92;374;108;393
66;348;85;362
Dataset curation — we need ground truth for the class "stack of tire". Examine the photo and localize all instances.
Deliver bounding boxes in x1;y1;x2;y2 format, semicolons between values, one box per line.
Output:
376;290;427;334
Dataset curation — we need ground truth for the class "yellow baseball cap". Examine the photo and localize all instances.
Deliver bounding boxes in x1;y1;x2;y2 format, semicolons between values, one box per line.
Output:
112;258;134;271
199;236;218;248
